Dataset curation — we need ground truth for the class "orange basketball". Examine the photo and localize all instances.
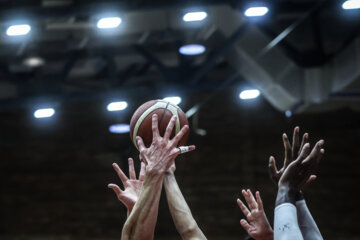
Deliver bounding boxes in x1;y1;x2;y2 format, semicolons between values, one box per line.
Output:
129;100;189;150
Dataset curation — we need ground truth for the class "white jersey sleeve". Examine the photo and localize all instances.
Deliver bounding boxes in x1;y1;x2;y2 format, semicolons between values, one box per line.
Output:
274;203;304;240
296;200;323;240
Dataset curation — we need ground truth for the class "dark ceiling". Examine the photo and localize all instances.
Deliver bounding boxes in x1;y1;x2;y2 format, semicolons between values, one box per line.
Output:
0;0;359;112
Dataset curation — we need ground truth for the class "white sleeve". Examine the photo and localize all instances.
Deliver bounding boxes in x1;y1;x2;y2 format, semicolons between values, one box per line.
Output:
296;200;323;240
274;203;304;240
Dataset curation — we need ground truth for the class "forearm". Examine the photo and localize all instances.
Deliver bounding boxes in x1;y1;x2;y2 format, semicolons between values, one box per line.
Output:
122;171;164;240
274;186;303;240
295;192;323;240
164;173;206;240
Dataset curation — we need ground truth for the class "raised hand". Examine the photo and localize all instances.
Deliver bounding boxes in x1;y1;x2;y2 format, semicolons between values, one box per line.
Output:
108;158;145;213
237;190;273;240
268;127;316;186
137;114;195;174
278;140;324;191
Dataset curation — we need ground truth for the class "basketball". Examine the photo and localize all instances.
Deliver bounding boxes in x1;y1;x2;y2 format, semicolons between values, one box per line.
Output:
129;100;189;150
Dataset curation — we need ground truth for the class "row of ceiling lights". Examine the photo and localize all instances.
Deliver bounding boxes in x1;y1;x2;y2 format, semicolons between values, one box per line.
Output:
6;0;360;67
33;90;261;133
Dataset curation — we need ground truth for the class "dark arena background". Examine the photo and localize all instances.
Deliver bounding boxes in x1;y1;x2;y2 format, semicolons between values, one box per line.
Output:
1;0;360;239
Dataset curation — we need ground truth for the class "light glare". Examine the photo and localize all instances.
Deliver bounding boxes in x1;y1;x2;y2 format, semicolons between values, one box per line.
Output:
107;101;128;111
239;89;260;100
342;0;360;9
285;110;292;118
34;108;55;118
179;44;206;55
163;96;182;105
24;57;45;67
109;124;130;134
244;7;269;17
6;24;31;36
97;17;122;29
183;11;208;22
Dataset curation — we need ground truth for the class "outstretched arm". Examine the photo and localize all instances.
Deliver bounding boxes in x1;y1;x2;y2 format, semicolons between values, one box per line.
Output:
121;114;194;240
295;192;323;240
274;140;324;240
164;165;207;240
269;127;323;240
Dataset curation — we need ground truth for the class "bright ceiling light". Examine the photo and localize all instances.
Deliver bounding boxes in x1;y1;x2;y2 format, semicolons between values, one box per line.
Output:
34;108;55;119
244;7;269;17
107;101;128;111
183;11;208;22
179;44;206;55
285;110;292;118
239;89;260;100
6;24;31;36
342;0;360;9
97;17;122;29
109;124;130;134
163;96;182;105
24;57;45;67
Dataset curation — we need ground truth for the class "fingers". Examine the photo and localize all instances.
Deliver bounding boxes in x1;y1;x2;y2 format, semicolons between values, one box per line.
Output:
240;219;252;233
299;133;309;156
296;143;311;164
128;158;136;180
139;161;146;181
151;114;160;139
303;175;317;188
108;183;122;197
283;133;292;167
112;163;128;186
171;125;189;147
237;197;250;217
292;127;300;159
163;115;177;140
137;136;146;154
255;191;264;211
178;145;196;154
243;189;258;211
268;156;278;182
302;140;325;167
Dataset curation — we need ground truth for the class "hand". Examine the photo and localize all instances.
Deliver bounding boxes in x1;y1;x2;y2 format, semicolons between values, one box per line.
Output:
278;140;325;191
137;114;195;175
108;158;145;213
268;127;317;188
237;190;273;240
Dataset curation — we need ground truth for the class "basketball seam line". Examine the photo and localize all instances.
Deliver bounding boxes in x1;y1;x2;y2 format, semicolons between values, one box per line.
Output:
158;101;170;128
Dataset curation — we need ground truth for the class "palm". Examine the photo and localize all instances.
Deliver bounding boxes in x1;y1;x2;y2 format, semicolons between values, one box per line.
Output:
238;190;273;240
108;158;146;213
119;179;143;209
247;210;270;238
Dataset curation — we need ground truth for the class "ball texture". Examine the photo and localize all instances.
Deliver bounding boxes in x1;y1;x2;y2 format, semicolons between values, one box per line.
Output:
129;100;189;150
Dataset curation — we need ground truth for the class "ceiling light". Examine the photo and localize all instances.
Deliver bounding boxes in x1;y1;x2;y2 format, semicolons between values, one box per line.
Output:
285;110;292;118
342;0;360;9
163;96;182;105
179;44;206;55
239;89;260;100
6;24;31;36
24;57;45;67
183;11;208;22
34;108;55;118
109;124;130;134
107;101;128;111
244;7;269;17
97;17;122;29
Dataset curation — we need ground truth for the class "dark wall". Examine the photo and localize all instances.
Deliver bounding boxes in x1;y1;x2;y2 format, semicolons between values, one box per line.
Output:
1;89;360;240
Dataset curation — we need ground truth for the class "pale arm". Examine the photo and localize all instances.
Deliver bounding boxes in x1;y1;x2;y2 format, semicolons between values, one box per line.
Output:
121;171;164;240
164;171;207;240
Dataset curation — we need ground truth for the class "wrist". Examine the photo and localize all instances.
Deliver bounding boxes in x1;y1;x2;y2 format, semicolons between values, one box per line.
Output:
276;186;297;206
295;190;304;201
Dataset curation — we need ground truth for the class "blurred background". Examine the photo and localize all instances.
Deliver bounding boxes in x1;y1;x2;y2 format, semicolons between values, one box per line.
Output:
0;0;360;239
